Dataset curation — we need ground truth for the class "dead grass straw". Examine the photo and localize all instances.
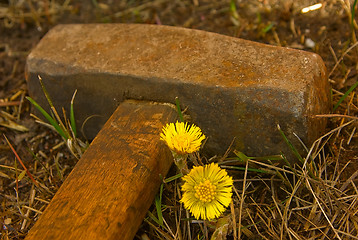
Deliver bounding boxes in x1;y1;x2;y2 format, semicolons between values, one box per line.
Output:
1;1;358;239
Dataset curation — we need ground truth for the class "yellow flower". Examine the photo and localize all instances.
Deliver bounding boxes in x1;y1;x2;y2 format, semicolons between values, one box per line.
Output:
181;163;233;220
160;121;205;155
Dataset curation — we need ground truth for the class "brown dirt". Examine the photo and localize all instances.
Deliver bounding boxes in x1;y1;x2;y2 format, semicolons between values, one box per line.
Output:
1;0;357;239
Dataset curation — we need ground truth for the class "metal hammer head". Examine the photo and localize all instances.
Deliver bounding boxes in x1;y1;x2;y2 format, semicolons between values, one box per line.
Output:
26;24;330;159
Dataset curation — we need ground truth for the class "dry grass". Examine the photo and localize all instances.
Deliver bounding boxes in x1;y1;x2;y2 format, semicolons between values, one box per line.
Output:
143;115;358;239
1;0;358;239
0;0;71;30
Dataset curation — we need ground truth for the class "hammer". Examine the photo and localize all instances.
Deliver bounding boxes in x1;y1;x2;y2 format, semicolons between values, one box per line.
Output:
25;24;330;240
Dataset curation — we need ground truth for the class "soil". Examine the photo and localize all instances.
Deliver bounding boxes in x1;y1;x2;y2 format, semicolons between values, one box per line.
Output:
0;0;357;239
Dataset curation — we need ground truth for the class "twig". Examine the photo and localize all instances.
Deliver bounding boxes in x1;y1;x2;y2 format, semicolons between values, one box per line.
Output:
230;201;237;240
305;176;342;240
0;101;21;107
3;134;38;186
108;0;167;19
329;41;358;77
238;161;248;240
315;114;358;120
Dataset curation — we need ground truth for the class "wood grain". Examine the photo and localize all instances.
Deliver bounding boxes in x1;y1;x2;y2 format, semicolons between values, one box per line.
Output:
25;100;177;240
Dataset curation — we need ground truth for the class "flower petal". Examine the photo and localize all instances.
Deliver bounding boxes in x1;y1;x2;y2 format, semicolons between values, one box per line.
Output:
181;163;233;220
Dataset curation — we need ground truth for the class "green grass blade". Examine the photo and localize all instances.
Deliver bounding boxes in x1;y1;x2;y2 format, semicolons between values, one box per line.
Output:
91;0;98;7
18;169;27;181
251;155;284;161
230;0;239;19
233;150;249;163
146;211;164;228
277;124;304;164
38;76;68;134
28;148;50;174
234;150;283;162
277;125;317;179
333;80;358;112
175;97;184;122
163;173;183;183
38;75;55;113
155;183;164;226
280;152;294;171
70;90;78;137
55;157;63;181
262;22;274;33
26;96;68;139
159;182;164;206
221;165;271;174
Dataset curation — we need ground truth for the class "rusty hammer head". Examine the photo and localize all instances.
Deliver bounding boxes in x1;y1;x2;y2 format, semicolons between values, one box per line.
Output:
26;24;330;159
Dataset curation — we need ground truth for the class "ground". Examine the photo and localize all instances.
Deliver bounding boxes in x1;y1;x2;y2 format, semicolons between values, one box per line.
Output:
0;0;358;239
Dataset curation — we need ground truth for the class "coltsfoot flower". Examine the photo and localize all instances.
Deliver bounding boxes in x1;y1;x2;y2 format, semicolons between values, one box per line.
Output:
160;121;205;155
181;163;233;220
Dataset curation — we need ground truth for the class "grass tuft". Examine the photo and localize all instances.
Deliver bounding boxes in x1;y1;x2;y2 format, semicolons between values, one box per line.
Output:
27;76;87;159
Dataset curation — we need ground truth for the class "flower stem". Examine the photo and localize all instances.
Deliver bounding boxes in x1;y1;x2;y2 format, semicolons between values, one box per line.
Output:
173;152;189;175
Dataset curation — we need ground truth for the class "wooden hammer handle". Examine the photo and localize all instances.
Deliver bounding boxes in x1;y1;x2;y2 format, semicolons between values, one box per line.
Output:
25;100;177;240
